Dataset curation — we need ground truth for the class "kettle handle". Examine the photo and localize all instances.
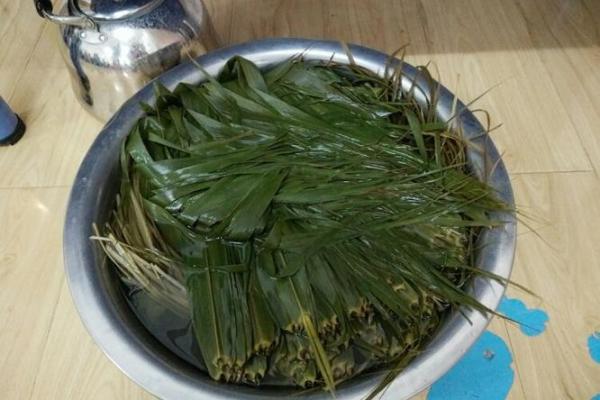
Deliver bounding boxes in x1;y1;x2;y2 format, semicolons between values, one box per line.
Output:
34;0;96;28
34;0;52;17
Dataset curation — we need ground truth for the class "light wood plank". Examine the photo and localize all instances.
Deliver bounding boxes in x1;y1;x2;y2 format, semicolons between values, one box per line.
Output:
0;1;46;97
511;0;600;174
504;172;600;399
0;187;69;400
30;281;153;400
0;19;102;188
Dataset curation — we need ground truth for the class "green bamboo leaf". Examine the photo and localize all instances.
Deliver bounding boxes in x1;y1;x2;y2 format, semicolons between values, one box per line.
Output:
179;175;258;227
405;108;428;161
235;56;269;92
126;125;153;165
224;169;288;241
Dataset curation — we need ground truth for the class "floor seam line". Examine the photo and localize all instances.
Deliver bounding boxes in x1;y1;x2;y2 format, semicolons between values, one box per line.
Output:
27;278;66;400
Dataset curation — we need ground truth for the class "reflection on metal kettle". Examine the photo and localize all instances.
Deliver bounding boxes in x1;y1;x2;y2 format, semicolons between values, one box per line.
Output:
35;0;219;121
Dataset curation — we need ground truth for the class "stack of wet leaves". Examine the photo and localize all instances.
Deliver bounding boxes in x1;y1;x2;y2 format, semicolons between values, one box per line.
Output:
95;55;509;394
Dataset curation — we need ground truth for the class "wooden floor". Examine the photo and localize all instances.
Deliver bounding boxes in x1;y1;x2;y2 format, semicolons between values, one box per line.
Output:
1;0;599;399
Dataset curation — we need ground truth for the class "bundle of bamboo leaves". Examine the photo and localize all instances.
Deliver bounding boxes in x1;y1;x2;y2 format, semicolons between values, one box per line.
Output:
94;55;510;395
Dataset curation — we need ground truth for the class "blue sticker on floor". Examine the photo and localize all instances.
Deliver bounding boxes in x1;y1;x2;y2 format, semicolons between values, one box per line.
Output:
427;331;514;400
498;297;549;336
587;333;600;400
428;297;549;399
588;332;600;364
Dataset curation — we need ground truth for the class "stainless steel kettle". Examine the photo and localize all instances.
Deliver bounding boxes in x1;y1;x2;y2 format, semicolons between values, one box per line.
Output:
35;0;219;121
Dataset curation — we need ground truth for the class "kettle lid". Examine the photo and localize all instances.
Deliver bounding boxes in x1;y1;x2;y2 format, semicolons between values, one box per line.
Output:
76;0;163;21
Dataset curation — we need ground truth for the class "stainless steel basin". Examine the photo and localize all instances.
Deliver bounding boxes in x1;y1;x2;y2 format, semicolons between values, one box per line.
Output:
64;38;516;400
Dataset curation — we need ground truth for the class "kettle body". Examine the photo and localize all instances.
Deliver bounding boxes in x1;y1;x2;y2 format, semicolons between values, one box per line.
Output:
35;0;219;121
